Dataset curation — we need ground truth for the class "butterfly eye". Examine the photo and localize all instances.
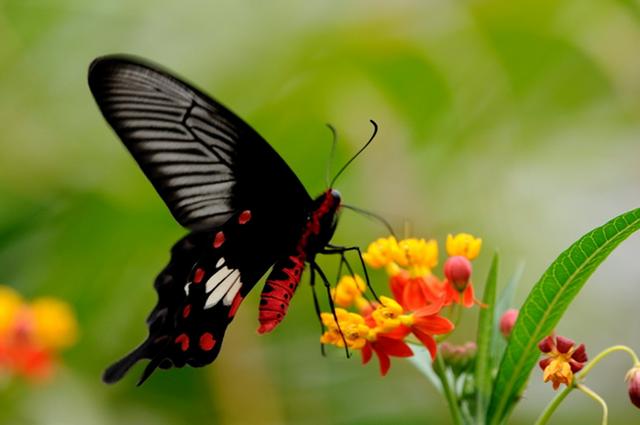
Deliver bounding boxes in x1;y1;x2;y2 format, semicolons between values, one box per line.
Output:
330;189;341;202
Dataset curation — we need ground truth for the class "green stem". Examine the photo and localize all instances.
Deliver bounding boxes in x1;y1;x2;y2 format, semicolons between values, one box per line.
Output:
533;385;573;425
433;353;464;425
534;345;638;425
577;384;608;425
579;345;640;378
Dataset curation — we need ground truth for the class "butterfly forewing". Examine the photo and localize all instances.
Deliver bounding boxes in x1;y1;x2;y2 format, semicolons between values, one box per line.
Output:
88;55;312;231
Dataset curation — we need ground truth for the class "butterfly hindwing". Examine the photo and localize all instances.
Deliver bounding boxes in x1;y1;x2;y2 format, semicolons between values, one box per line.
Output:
104;207;299;384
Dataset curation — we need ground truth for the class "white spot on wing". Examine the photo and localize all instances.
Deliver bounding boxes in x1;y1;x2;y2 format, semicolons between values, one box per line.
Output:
223;278;242;306
216;257;225;268
206;266;231;293
204;270;240;309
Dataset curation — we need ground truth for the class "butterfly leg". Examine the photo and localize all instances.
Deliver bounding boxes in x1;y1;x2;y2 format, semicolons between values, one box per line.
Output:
311;261;351;359
323;245;380;303
309;269;326;356
335;252;373;304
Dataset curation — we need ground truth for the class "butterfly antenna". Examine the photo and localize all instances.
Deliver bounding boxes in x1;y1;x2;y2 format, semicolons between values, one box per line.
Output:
325;124;338;187
342;204;397;238
329;120;378;188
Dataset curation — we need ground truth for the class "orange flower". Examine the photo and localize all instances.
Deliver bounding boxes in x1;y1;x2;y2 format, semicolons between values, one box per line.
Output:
389;270;444;311
0;285;78;382
538;335;587;390
402;302;454;359
361;326;413;376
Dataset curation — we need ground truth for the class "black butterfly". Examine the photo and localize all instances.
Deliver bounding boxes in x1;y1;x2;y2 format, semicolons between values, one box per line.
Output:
88;55;377;385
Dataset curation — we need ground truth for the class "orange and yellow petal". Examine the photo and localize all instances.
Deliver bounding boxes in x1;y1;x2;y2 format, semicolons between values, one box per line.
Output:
398;238;438;274
332;275;366;308
363;237;405;269
30;297;78;350
446;233;482;260
0;286;23;337
371;297;404;332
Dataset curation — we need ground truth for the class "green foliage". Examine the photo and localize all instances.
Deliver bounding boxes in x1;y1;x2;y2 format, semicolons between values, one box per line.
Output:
487;208;640;424
474;253;499;424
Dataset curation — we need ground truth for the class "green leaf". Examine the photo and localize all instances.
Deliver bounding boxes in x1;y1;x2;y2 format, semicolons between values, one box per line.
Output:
407;343;442;393
487;208;640;424
490;262;525;363
475;253;499;424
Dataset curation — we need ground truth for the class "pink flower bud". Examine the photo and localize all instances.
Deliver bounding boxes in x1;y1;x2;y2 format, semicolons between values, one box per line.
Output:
443;256;472;292
499;309;518;339
626;367;640;409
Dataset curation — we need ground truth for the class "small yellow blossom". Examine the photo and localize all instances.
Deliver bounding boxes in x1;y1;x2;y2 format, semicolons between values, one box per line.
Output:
446;233;482;260
542;358;573;389
321;309;371;349
372;296;405;332
30;297;78;350
362;236;405;269
0;286;22;336
332;275;366;308
399;238;438;275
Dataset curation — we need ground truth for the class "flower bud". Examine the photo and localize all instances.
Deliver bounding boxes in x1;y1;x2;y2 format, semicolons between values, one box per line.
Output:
440;341;477;376
626;367;640;409
443;256;472;292
499;309;518;339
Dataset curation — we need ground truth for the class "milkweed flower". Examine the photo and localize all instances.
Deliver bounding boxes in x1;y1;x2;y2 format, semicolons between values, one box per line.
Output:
320;306;412;375
538;335;587;390
362;236;405;270
331;275;367;309
446;233;482;260
0;285;78;382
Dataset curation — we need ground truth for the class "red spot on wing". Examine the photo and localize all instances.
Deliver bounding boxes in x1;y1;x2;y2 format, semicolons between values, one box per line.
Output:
194;268;205;284
238;210;252;225
228;293;244;318
175;334;190;351
199;333;217;351
182;304;191;318
213;231;225;248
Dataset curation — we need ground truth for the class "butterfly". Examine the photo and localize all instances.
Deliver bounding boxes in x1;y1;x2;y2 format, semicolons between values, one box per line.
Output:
88;55;378;385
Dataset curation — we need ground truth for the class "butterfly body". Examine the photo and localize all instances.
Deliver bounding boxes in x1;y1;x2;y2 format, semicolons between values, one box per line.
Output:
258;189;341;333
89;55;352;384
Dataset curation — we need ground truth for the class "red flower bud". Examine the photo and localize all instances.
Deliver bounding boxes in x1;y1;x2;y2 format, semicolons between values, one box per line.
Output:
443;256;472;292
499;309;518;339
626;367;640;409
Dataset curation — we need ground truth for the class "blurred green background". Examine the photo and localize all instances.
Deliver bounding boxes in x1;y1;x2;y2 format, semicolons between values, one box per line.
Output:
1;0;640;424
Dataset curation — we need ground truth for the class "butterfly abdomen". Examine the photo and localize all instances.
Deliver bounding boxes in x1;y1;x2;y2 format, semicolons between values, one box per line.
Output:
258;190;341;334
258;254;305;334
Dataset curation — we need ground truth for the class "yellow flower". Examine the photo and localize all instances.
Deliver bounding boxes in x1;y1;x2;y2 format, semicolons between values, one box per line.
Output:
332;275;366;308
399;238;438;275
320;309;371;349
0;285;23;337
542;358;573;389
30;297;78;350
362;236;405;269
371;296;404;332
446;233;482;260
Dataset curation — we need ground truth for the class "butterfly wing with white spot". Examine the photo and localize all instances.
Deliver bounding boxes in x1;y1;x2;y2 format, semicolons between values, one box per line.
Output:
103;208;292;385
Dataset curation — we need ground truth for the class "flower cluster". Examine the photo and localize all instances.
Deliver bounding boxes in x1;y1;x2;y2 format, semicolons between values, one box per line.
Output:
0;285;78;381
320;233;482;375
